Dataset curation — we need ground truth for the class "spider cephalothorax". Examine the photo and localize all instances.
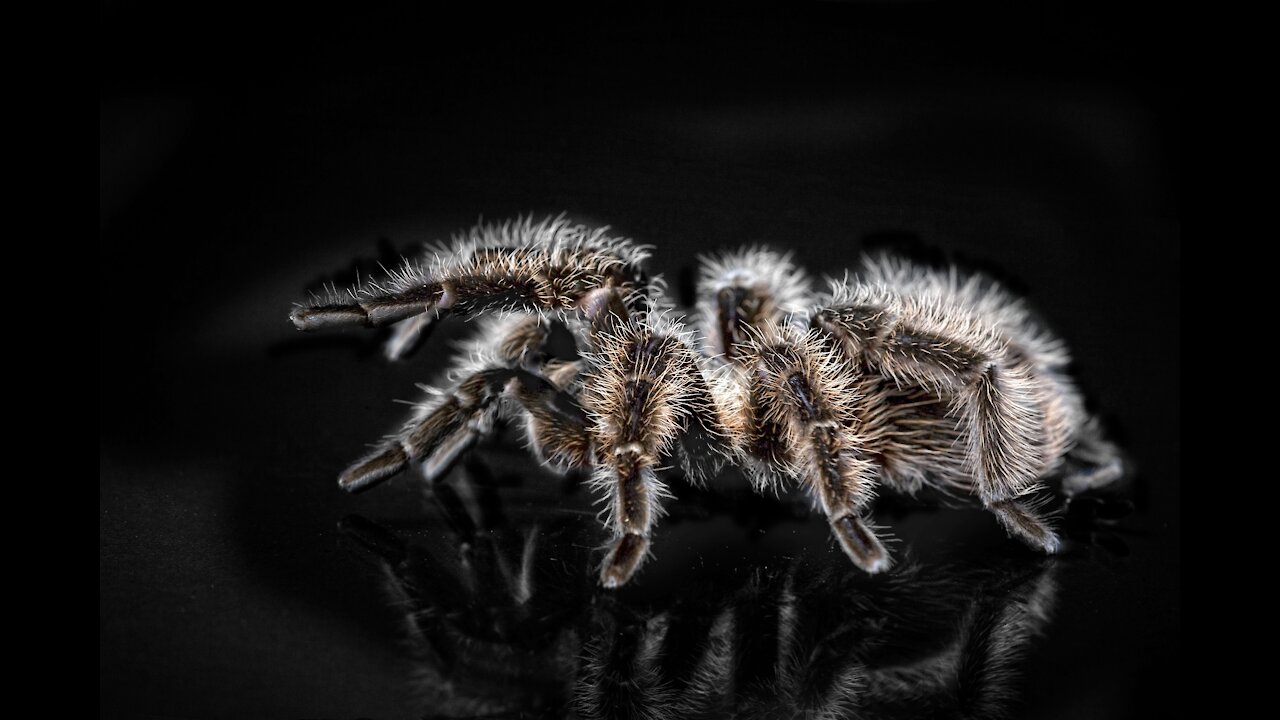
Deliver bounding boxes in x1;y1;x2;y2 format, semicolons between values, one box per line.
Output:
290;214;1123;586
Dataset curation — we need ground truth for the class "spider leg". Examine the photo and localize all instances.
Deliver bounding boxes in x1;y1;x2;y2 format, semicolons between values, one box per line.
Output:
340;314;592;491
740;323;892;573
1059;416;1126;496
501;362;593;473
813;302;1063;554
451;324;595;480
986;497;1059;553
799;414;891;573
584;320;722;588
342;365;593;492
688;248;816;482
290;216;648;331
695;247;813;363
383;313;437;360
340;368;506;492
598;463;657;588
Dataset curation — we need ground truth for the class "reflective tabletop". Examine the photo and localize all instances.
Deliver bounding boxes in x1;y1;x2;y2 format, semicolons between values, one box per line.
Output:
100;5;1178;717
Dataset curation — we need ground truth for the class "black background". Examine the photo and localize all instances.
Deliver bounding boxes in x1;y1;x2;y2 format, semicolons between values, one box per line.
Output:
101;2;1178;718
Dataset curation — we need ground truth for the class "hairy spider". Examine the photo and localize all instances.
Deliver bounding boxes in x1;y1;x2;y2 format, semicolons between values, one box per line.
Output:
290;215;1123;587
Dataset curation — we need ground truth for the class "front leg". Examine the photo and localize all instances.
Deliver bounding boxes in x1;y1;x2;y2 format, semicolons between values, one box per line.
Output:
290;215;649;331
583;319;713;587
338;314;592;491
596;449;662;588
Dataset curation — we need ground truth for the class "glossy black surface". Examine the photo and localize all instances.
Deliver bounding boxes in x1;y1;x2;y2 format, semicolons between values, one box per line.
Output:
101;5;1178;718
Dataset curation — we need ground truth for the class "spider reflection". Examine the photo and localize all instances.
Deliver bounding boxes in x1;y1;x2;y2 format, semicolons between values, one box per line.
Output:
340;455;1088;720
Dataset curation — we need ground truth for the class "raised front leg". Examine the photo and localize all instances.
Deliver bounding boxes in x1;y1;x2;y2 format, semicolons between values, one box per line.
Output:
290;215;649;331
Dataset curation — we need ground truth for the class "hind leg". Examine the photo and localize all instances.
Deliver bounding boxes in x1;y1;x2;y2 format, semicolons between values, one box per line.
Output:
1059;417;1126;496
986;496;1061;554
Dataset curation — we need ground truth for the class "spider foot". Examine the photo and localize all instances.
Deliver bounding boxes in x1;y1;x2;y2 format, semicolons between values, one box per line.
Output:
600;533;650;588
831;515;892;574
990;499;1061;554
339;443;408;492
1061;457;1126;497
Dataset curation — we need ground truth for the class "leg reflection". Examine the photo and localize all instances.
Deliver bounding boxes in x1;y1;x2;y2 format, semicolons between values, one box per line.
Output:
343;510;1061;719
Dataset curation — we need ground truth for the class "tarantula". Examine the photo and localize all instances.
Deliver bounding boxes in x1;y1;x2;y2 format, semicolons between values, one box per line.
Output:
290;215;1122;587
